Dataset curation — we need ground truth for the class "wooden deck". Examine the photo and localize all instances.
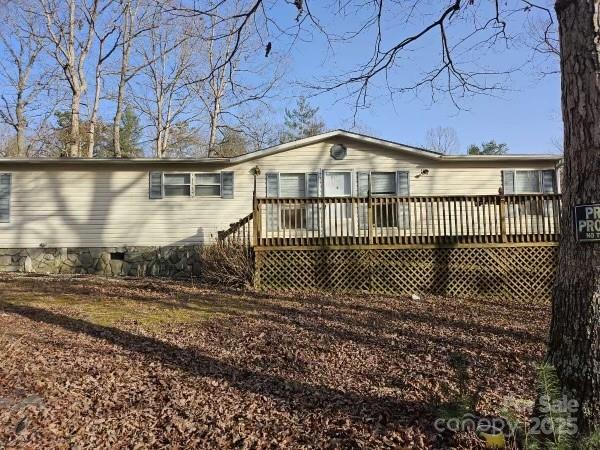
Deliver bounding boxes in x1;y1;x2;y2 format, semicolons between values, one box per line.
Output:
249;194;562;248
219;194;561;300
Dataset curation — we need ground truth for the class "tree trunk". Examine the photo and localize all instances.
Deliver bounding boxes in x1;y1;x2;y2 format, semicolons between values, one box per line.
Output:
113;63;127;158
113;0;132;159
87;75;101;158
548;0;600;433
69;89;81;157
15;95;26;157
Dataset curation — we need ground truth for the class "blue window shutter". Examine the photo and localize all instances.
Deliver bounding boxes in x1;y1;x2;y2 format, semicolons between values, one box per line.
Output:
306;172;319;197
266;173;279;232
541;170;557;217
502;170;515;194
266;173;279;197
0;173;11;223
356;172;369;230
306;172;320;230
542;170;556;193
149;172;163;199
221;171;234;198
357;171;370;197
396;171;410;196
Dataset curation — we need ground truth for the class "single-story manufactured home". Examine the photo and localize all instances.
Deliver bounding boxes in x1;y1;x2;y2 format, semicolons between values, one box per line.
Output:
0;130;562;277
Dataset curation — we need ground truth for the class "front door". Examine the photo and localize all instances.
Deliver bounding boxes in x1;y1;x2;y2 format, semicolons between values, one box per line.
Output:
323;171;352;236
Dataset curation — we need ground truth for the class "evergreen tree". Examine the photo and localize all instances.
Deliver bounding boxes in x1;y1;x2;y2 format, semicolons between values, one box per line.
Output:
279;97;326;144
118;105;142;158
467;140;508;155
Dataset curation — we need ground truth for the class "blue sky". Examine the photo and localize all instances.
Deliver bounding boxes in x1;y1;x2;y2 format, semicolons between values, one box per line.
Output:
267;1;563;155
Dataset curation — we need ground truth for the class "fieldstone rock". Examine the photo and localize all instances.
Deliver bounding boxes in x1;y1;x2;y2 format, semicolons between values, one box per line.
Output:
58;248;68;261
23;256;33;273
0;255;12;266
109;260;123;276
89;248;104;258
101;253;110;265
80;253;93;268
28;249;45;262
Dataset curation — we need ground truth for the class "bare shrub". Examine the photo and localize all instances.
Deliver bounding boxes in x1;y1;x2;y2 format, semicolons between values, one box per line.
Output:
199;243;253;288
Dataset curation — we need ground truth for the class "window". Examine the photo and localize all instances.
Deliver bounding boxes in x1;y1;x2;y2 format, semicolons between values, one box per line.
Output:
195;173;221;197
515;170;541;193
149;171;234;199
265;172;319;231
503;170;556;194
280;173;306;197
503;169;557;217
359;171;410;228
164;173;191;197
0;173;11;223
280;174;306;228
371;172;397;196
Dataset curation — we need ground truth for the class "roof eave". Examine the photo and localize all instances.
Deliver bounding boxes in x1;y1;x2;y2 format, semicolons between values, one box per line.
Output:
0;158;231;164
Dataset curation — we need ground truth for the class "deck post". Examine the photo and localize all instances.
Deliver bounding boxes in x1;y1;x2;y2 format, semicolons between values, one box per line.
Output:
368;191;374;245
252;177;259;247
499;195;507;243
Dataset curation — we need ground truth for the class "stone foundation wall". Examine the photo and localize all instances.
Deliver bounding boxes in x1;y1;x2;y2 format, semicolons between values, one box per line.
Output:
0;246;203;278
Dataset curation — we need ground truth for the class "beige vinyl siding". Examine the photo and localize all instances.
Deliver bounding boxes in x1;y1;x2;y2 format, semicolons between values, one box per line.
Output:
0;138;559;248
244;140;556;197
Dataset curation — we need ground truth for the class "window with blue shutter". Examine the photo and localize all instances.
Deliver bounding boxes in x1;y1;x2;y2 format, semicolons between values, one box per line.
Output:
0;173;11;223
502;169;556;217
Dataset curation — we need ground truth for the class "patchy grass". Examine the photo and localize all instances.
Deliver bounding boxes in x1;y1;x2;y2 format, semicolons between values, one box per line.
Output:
0;273;550;449
0;274;248;327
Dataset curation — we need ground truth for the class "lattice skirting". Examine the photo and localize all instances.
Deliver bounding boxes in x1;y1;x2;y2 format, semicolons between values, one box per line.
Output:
254;245;558;301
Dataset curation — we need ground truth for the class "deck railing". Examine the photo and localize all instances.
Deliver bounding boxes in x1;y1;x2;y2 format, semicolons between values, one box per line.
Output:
218;212;254;250
253;194;562;247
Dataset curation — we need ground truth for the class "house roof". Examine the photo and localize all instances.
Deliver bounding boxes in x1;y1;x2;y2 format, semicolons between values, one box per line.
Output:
231;130;562;163
0;129;562;165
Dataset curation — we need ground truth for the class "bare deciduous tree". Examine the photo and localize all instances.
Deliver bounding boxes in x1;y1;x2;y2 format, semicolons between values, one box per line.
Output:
0;1;50;156
38;0;101;157
132;10;198;158
188;0;281;156
86;0;120;157
112;0;157;158
424;126;459;154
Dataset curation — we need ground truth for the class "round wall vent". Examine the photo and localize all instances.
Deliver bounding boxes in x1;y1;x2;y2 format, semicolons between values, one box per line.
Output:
330;144;347;160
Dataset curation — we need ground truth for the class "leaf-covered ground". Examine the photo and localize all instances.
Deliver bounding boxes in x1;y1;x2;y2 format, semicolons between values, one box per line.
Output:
0;274;549;449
